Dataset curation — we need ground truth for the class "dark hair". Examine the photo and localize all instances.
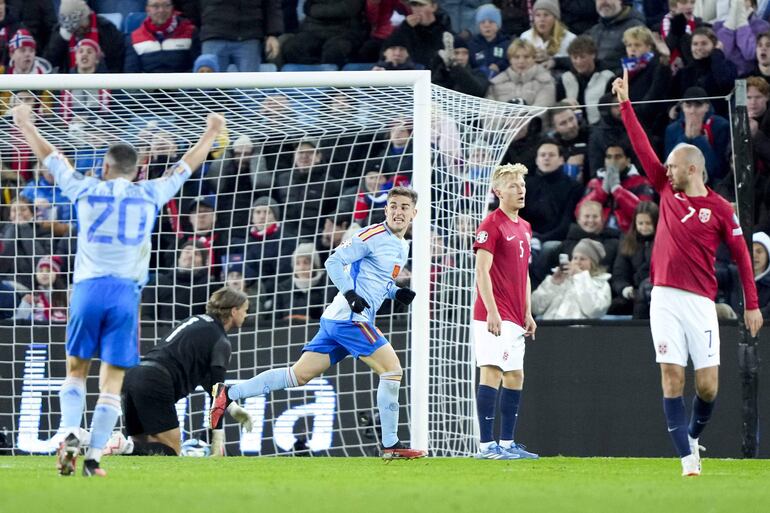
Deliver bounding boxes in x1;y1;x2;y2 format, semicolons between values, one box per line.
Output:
692;26;718;46
537;138;566;159
206;286;248;323
567;35;597;56
105;143;139;176
387;186;418;205
620;201;659;256
604;142;631;159
180;239;210;265
548;100;577;125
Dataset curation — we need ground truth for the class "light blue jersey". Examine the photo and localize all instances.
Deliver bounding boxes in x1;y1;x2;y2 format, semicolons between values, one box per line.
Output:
44;152;192;285
323;222;410;323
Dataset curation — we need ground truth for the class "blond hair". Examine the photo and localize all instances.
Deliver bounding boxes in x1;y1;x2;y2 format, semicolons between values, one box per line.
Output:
491;163;528;189
507;39;537;60
623;26;655;48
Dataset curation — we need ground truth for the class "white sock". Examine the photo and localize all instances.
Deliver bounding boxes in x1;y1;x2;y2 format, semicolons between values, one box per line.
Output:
480;441;495;451
499;440;513;449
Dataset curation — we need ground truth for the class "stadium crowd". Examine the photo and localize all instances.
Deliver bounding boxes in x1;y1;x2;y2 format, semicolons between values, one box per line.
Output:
2;0;770;325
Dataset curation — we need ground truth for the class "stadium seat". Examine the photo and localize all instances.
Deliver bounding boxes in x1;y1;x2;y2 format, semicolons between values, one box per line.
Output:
281;63;339;72
95;0;146;17
342;63;377;71
100;13;123;31
124;12;146;35
259;63;278;73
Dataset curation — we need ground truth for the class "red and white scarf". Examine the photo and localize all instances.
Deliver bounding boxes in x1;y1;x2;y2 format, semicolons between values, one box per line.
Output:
142;13;180;41
68;12;100;69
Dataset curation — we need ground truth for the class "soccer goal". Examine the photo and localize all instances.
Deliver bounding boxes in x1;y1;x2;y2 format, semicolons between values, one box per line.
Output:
0;71;542;457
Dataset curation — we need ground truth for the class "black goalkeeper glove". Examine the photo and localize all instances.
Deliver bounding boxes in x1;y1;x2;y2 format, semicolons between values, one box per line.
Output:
344;290;371;313
395;287;416;306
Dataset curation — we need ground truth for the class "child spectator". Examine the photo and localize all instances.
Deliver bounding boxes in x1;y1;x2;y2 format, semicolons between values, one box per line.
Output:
62;39;109;122
15;255;68;323
468;4;510;78
622;26;672;132
373;34;418;71
661;0;701;73
556;36;615;125
193;53;219;73
486;39;556;109
558;200;620;270
713;0;770;77
749;30;770;81
5;29;51;74
520;0;575;71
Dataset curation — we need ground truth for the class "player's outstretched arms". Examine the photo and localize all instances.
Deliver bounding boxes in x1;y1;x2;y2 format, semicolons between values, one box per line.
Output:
745;309;763;338
12;104;56;162
182;113;227;172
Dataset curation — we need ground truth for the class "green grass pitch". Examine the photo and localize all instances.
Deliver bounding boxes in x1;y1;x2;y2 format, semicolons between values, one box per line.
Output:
2;456;770;513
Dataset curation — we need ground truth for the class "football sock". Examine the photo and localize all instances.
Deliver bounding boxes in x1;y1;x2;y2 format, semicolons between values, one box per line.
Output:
86;393;122;462
58;376;86;435
378;372;402;448
477;384;498;444
663;396;691;457
688;395;715;440
131;441;177;456
499;387;521;445
228;367;298;401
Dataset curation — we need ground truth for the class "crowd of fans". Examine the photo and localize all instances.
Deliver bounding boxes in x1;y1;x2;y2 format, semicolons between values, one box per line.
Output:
2;0;770;326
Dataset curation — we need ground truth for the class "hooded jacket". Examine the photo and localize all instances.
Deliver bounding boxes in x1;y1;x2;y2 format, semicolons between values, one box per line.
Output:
588;6;645;74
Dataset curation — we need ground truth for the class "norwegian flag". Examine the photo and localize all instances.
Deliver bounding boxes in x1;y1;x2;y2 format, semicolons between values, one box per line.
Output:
8;29;36;53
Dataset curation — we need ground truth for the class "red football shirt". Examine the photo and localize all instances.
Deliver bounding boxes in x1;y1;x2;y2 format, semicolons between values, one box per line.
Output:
473;208;532;326
621;101;758;309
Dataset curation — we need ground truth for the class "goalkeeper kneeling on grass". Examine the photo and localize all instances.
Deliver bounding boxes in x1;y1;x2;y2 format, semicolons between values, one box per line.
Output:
105;286;253;456
210;186;427;460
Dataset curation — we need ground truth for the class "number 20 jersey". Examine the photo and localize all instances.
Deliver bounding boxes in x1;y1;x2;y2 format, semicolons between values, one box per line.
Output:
44;152;191;285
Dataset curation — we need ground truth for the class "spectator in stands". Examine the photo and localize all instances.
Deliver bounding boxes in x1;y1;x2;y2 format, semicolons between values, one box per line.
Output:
432;34;490;96
468;4;510;78
587;92;633;176
199;0;282;72
373;33;418;71
559;0;599;36
501;117;541;172
558;200;620;270
237;196;294;288
0;198;51;289
44;0;125;73
359;0;411;63
611;201;658;318
8;0;56;51
193;53;218;72
19;159;74;236
181;195;230;277
557;36;615;126
661;0;703;74
391;0;452;69
548;101;590;180
675;26;737;117
578;142;654;233
14;255;67;323
62;39;109;122
5;29;51;74
443;0;485;37
531;238;612;320
748;76;770;175
142;240;212;322
588;0;645;74
520;0;575;72
315;215;353;265
281;0;365;68
353;162;409;226
124;0;199;73
749;30;770;81
664;86;730;184
623;26;672;134
0;0;20;73
713;0;770;77
486;39;556;109
751;231;770;318
270;242;330;323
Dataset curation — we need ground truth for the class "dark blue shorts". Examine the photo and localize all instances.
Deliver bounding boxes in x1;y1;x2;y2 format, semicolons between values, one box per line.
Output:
66;276;141;368
303;318;389;365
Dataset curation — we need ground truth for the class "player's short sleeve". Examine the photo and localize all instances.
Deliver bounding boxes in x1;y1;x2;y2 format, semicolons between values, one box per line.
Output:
143;160;193;208
42;152;99;201
473;217;500;255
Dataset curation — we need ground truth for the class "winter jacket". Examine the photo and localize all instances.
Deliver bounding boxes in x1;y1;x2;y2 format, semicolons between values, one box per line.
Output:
271;274;330;322
518;167;584;242
674;49;737;118
296;0;365;40
0;223;52;289
532;270;612;320
519;27;576;58
125;15;199;73
557;68;615;125
142;268;212;322
486;64;555;108
664;108;730;184
8;0;56;50
233;223;295;284
468;32;511;77
577;164;655;233
560;0;599;36
43;15;125;73
431;61;490;97
493;0;531;37
587;101;634;177
627;54;671;131
366;0;410;39
714;14;770;77
199;0;283;41
391;8;452;68
0;9;21;72
611;233;654;318
588;6;646;74
275;165;341;238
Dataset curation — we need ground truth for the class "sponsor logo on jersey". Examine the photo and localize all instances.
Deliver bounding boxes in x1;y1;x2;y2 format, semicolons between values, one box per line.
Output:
698;208;711;223
476;231;488;243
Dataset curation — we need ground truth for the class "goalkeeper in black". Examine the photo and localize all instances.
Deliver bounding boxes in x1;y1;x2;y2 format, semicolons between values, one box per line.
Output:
107;286;252;456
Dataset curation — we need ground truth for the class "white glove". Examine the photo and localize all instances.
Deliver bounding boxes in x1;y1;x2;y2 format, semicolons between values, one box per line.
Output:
227;402;254;432
210;429;225;457
622;286;634;300
59;27;73;40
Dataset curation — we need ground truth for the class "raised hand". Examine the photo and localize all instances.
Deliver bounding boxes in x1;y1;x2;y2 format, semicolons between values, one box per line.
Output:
612;68;630;103
206;113;226;133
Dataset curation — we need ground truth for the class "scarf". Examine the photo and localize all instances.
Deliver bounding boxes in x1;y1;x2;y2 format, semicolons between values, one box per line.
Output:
622;51;654;79
142;13;179;42
292;271;325;291
68;12;99;69
250;222;281;240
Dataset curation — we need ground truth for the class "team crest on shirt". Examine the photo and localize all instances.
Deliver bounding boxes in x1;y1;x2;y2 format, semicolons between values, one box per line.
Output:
657;343;668;355
392;265;401;279
476;231;488;243
339;239;352;249
698;208;712;223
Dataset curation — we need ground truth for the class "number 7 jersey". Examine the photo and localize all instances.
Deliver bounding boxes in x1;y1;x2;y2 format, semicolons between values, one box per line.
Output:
44;152;192;285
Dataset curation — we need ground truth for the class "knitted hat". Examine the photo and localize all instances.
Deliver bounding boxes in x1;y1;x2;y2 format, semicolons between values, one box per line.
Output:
382;31;411;54
754;232;770;281
475;4;502;27
59;0;90;31
37;255;63;274
253;196;281;220
572;239;606;265
193;53;219;73
532;0;561;20
76;38;102;56
453;34;469;50
190;195;216;212
8;29;36;53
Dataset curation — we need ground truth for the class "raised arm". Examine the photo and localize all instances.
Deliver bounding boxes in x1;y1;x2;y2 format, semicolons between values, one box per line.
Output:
12;104;56;162
181;113;227;172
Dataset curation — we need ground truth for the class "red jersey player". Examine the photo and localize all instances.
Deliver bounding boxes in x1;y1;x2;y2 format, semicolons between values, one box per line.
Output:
472;163;538;460
614;70;763;476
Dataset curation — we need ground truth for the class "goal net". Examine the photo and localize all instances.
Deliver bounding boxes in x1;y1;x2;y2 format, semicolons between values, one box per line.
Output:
0;72;542;457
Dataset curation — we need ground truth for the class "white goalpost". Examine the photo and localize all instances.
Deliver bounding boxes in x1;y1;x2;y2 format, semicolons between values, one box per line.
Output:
0;71;542;457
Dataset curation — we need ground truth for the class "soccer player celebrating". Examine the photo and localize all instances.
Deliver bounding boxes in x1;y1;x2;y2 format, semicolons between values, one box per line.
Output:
111;287;253;457
473;163;539;460
12;104;226;476
210;187;427;460
613;70;763;476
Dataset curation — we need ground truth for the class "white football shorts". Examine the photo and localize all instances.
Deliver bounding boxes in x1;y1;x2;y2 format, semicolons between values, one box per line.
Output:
473;320;526;372
650;286;720;370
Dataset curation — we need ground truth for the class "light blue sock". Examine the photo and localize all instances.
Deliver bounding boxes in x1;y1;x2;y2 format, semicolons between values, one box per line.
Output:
228;367;298;401
378;374;401;448
58;377;86;433
85;393;122;462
